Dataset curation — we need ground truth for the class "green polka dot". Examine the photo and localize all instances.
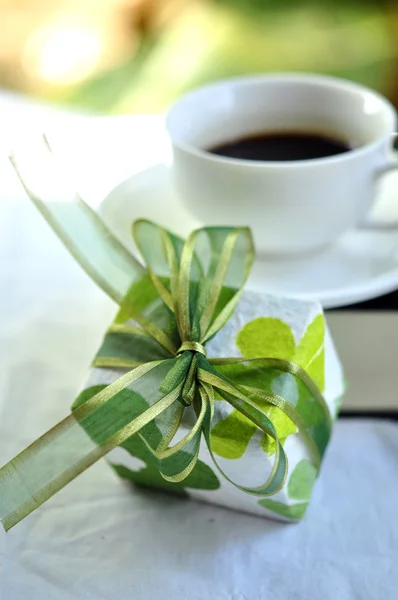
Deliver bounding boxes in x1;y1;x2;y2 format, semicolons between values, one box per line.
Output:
236;317;296;359
211;411;257;459
306;349;325;392
235;317;297;456
261;405;297;455
258;498;309;520
296;314;325;392
288;459;317;500
211;401;297;459
296;314;325;363
73;385;220;494
210;379;297;459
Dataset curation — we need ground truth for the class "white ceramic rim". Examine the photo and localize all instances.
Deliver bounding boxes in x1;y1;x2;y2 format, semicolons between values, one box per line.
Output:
99;158;398;309
165;72;397;169
99;162;398;309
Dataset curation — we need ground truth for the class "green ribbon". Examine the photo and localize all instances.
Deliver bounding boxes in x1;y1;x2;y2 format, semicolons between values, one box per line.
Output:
0;139;332;531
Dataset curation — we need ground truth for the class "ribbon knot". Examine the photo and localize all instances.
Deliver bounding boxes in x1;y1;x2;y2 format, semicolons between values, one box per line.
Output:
0;140;332;531
177;341;207;356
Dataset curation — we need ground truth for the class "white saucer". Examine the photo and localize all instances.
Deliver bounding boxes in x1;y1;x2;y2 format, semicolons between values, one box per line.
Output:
100;162;398;309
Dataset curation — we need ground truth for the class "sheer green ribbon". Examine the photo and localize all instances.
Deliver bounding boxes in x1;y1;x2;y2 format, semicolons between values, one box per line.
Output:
0;139;331;531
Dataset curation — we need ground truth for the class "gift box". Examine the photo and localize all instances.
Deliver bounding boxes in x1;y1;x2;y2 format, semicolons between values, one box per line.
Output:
0;142;344;530
79;290;343;521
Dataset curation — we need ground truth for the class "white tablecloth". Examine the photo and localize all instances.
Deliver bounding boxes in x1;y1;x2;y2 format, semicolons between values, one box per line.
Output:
0;94;397;599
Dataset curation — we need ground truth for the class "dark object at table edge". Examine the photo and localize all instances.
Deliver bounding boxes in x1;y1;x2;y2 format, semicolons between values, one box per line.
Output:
339;410;398;421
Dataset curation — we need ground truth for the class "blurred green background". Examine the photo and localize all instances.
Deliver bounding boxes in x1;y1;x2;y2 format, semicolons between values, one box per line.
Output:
1;0;398;113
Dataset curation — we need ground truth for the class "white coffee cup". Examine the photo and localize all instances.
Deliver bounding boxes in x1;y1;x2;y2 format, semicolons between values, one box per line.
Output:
166;73;398;255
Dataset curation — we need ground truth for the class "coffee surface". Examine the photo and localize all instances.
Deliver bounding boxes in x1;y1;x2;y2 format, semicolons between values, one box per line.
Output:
208;131;352;161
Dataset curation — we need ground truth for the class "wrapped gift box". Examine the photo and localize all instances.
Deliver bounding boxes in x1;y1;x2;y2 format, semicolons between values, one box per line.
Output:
75;290;344;521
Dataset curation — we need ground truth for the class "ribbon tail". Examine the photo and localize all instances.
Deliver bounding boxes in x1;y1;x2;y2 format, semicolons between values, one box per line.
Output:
10;136;145;305
0;359;182;531
10;139;179;355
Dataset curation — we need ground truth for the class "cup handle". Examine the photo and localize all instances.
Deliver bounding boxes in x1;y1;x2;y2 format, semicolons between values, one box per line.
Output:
361;133;398;229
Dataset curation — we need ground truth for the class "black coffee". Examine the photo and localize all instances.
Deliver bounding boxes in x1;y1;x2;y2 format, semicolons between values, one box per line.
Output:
208;131;352;161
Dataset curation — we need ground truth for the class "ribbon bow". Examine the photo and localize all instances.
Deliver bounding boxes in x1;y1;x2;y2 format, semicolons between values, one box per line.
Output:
0;140;331;530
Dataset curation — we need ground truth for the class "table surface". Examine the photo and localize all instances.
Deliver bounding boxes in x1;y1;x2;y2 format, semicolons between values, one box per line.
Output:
0;93;397;600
